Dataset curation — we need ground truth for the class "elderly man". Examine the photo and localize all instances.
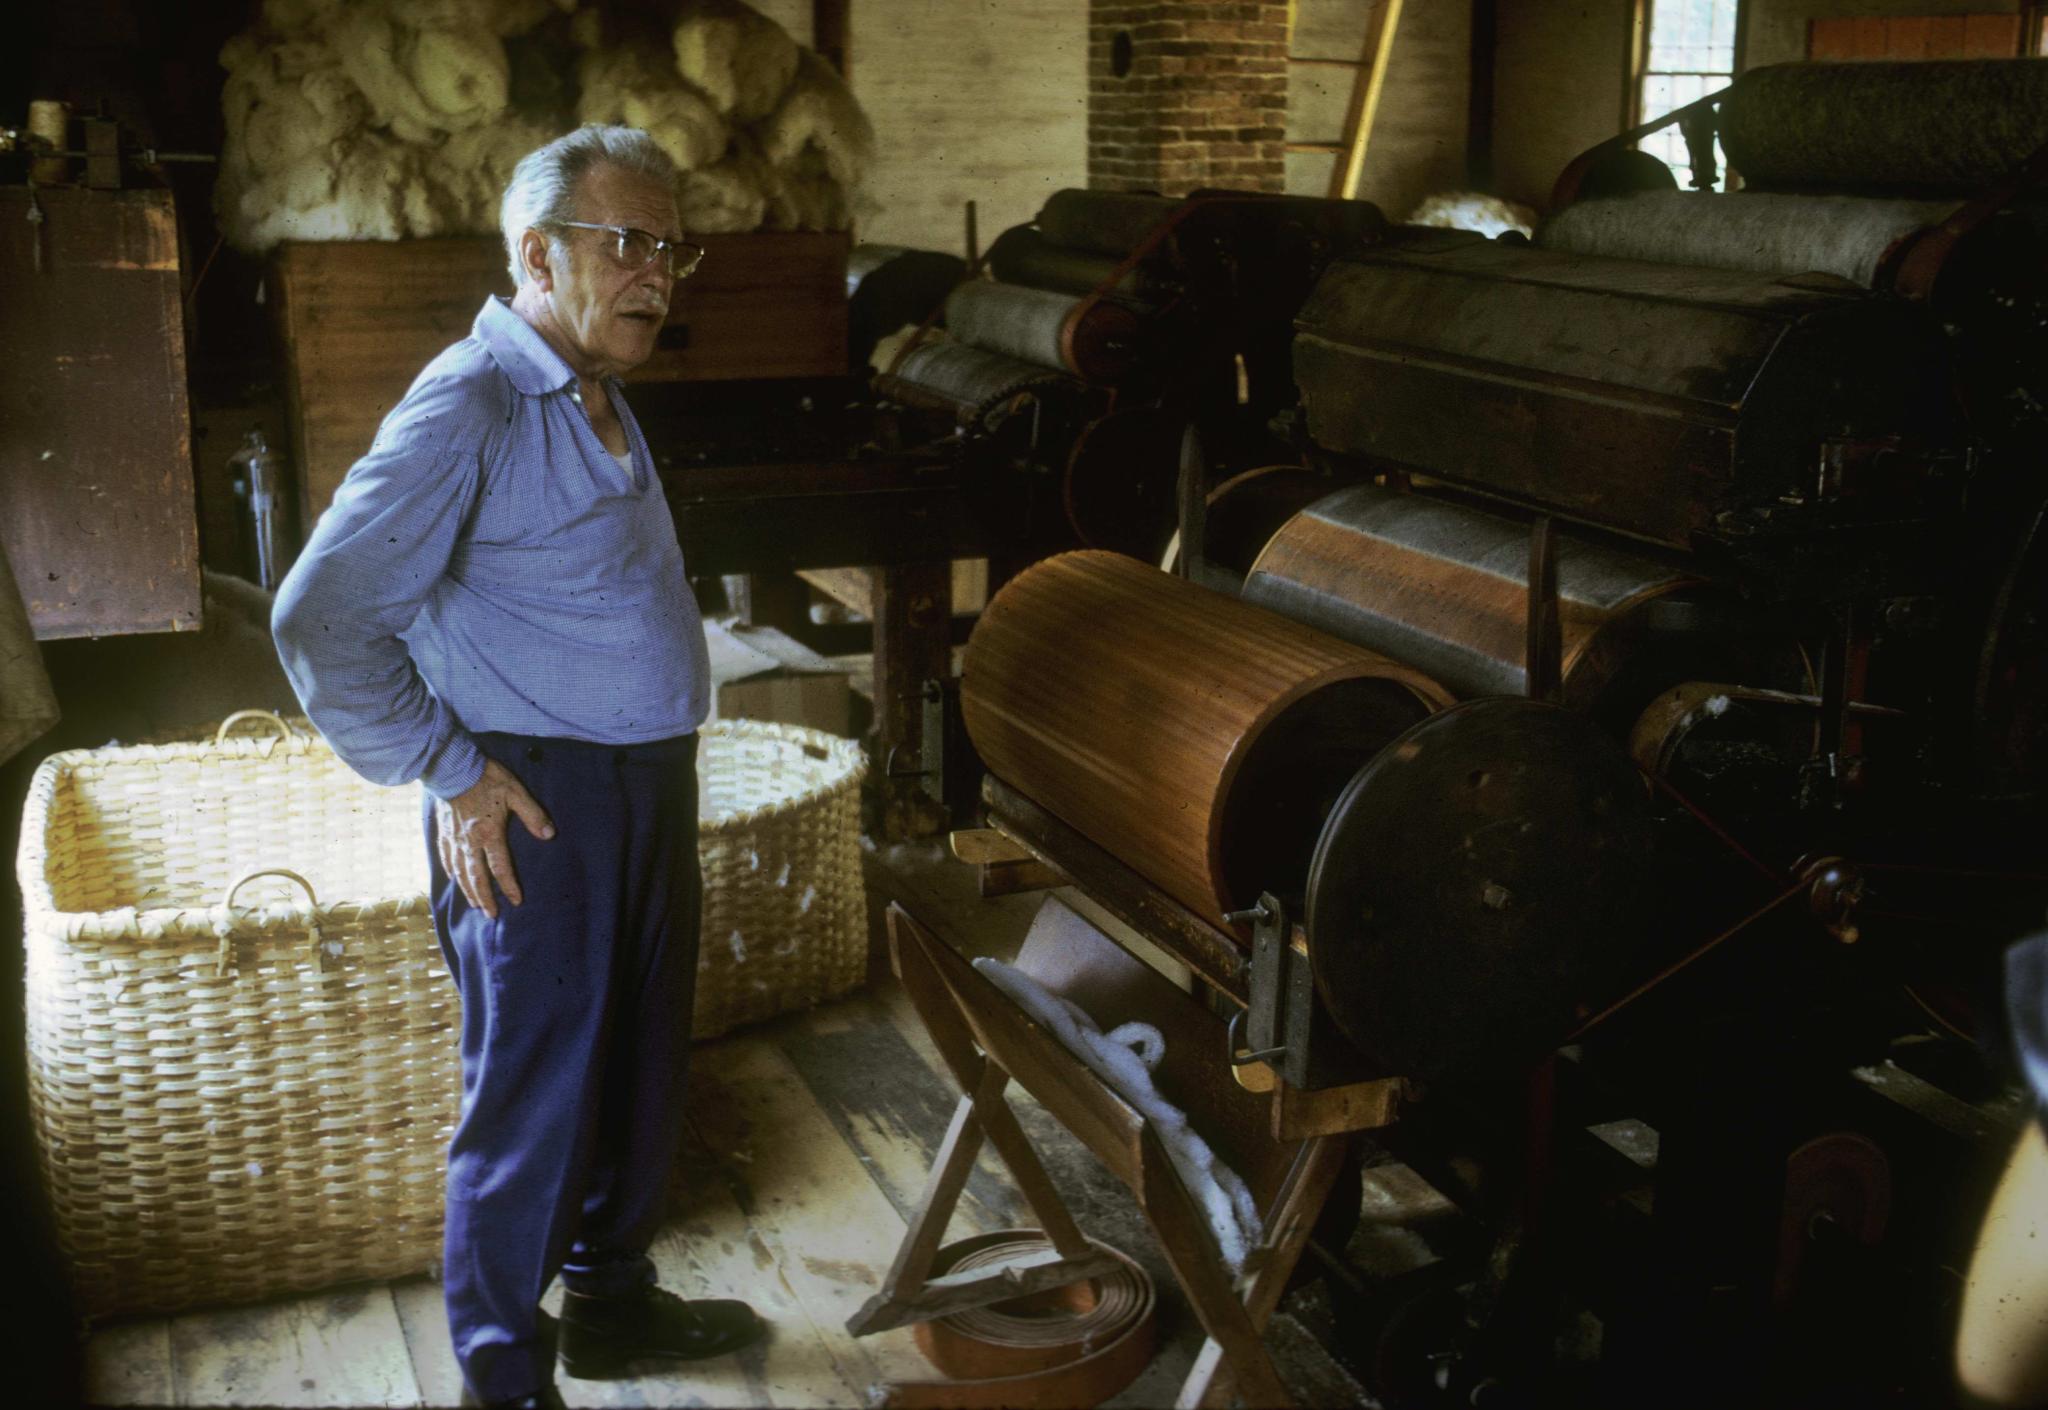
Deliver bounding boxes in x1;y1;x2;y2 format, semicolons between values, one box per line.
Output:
273;125;760;1410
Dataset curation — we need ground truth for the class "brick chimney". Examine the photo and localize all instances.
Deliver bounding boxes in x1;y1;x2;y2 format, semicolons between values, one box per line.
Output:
1088;2;1289;195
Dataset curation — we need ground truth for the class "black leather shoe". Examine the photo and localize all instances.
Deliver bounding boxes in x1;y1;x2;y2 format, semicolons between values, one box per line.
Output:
558;1284;764;1378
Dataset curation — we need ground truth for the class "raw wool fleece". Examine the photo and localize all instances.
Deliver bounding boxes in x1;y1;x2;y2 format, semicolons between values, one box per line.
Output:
1536;190;1959;287
1406;191;1535;240
971;957;1264;1273
216;0;873;252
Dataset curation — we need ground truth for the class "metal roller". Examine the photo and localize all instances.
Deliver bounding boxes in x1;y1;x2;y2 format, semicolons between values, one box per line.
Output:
1537;191;1959;288
1720;60;2048;194
1037;189;1183;256
985;226;1172;303
1198;466;1339;578
961;550;1450;931
944;280;1145;382
846;243;966;373
1243;483;1699;706
877;340;1074;424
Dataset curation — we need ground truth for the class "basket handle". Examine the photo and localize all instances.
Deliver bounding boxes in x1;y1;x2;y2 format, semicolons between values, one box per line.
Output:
214;710;298;746
213;867;336;976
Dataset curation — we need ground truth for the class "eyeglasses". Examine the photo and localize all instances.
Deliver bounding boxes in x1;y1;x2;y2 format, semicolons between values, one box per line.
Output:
549;221;705;280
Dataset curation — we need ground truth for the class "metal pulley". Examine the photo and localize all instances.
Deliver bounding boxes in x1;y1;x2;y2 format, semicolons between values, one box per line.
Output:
1303;698;1657;1084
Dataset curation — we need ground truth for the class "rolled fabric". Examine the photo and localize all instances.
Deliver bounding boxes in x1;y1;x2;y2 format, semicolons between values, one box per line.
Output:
944;280;1145;382
1720;59;2048;193
878;340;1073;423
1037;188;1182;256
1537;191;1959;287
985;225;1171;303
961;550;1450;928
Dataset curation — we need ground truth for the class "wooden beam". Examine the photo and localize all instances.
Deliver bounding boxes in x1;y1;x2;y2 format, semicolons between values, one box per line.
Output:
873;562;952;839
798;566;875;619
1328;0;1404;201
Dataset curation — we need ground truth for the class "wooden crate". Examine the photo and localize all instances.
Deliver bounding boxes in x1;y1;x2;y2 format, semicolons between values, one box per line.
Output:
272;231;849;524
0;185;200;638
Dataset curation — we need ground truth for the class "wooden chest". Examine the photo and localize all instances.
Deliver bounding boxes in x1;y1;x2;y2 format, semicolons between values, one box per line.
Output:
271;232;850;525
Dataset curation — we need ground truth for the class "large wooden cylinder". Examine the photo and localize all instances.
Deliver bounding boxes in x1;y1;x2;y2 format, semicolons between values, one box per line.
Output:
962;551;1450;929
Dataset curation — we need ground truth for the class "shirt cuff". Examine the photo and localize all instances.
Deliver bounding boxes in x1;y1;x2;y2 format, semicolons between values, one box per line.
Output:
420;730;486;801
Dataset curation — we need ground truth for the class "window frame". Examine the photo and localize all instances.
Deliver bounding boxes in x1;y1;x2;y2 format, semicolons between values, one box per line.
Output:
1626;0;1746;188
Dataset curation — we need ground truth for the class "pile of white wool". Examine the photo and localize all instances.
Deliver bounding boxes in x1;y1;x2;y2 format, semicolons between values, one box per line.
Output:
216;0;874;251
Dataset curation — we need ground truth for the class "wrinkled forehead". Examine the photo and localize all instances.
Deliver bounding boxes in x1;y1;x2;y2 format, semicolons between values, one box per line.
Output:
573;162;683;242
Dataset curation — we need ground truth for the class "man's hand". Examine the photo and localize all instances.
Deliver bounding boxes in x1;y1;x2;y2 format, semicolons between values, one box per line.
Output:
435;757;556;919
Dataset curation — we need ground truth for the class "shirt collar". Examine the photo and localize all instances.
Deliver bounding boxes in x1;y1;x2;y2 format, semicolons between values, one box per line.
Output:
473;295;578;397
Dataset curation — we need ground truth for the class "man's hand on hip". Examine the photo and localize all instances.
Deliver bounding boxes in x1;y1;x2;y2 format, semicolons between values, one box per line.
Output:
435;757;556;918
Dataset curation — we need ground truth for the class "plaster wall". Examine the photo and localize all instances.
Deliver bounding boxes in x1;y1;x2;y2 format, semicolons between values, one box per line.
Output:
1491;0;1633;212
848;0;1089;254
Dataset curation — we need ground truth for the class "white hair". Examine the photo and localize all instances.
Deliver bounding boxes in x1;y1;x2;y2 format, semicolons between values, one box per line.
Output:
500;124;679;286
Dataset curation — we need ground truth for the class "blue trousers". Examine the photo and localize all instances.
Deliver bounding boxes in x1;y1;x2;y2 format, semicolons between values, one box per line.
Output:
424;729;702;1403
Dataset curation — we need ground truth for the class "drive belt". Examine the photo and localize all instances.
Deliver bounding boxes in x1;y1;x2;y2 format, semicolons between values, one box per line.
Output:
880;1230;1157;1409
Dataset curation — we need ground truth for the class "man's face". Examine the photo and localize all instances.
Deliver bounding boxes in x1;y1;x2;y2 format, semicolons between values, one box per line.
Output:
537;163;682;377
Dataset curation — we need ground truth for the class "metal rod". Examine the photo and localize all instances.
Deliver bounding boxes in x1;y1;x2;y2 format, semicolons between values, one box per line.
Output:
1565;880;1807;1042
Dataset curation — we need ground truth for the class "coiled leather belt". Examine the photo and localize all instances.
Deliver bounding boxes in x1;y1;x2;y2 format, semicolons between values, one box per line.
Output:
883;1231;1157;1408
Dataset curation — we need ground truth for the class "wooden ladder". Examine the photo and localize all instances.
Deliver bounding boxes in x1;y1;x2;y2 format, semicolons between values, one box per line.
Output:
1286;0;1404;200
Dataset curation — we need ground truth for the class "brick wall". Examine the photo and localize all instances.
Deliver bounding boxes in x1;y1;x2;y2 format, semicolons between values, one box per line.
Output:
1088;2;1289;195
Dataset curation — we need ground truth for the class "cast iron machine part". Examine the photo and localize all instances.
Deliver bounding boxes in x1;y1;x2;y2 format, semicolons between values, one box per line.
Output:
870;187;1388;567
937;59;2048;1405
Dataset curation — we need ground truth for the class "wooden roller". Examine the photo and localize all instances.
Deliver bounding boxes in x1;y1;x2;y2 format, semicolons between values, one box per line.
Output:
961;551;1450;930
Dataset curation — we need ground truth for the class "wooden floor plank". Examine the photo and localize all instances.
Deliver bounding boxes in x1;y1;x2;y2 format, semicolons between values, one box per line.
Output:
167;1284;422;1408
544;1127;854;1409
82;1316;175;1407
389;1275;464;1410
686;1031;931;1391
771;993;1023;1233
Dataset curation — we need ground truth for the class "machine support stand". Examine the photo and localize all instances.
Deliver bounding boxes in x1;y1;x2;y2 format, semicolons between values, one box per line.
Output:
861;901;1371;1407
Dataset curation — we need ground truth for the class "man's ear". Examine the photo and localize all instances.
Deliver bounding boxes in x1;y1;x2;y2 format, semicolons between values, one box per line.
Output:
519;227;555;291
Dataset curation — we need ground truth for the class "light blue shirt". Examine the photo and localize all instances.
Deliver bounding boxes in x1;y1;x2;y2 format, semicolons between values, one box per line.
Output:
272;296;709;800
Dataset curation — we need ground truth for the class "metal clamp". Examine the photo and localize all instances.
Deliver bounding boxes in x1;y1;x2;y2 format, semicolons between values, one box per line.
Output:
1226;1007;1287;1067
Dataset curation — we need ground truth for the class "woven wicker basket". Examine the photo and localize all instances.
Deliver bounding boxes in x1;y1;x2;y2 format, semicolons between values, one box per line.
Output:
17;713;449;1320
693;719;869;1040
19;712;868;1318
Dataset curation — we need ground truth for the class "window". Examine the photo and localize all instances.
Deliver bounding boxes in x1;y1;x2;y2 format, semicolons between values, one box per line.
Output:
1635;0;1741;189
